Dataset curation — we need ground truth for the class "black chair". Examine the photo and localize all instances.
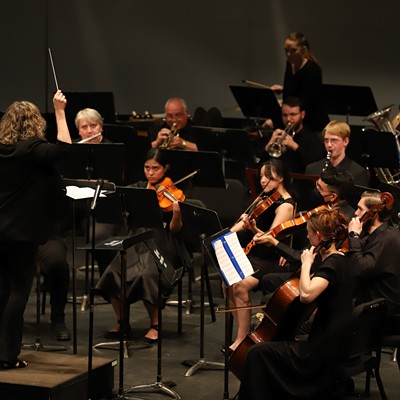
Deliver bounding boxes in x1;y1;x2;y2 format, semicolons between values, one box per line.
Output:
334;298;388;400
382;314;400;370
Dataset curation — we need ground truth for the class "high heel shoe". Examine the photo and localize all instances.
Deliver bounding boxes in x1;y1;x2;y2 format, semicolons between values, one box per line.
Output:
143;324;159;344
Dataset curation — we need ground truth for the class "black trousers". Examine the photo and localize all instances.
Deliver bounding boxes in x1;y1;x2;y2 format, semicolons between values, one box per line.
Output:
37;237;69;324
0;241;37;363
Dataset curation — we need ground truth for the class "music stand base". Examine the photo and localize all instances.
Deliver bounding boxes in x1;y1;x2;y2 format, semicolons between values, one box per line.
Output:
21;340;68;352
126;381;181;399
93;340;150;358
182;358;224;377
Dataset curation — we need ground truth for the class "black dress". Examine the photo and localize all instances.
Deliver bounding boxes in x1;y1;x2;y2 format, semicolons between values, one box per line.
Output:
96;181;190;306
283;60;329;132
238;253;354;399
239;197;296;283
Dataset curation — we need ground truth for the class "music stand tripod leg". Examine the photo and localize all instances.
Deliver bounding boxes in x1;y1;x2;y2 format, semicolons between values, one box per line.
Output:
182;252;224;376
125;241;182;400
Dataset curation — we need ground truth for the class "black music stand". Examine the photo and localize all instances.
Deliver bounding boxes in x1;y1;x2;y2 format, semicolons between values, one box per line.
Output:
202;228;238;400
115;187;183;399
103;123;152;184
57;142;126;185
159;149;226;188
321;84;378;122
191;126;257;179
346;129;400;174
59;144;126;311
229;85;282;130
179;202;225;377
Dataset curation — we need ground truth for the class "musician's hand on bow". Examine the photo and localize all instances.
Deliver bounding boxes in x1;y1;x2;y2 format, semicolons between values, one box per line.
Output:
253;232;277;247
278;256;288;267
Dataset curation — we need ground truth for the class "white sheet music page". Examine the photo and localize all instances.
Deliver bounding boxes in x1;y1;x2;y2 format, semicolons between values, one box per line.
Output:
212;231;254;287
66;186;107;200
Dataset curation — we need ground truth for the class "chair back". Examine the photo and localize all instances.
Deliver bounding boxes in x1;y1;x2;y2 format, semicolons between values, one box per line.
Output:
347;298;387;359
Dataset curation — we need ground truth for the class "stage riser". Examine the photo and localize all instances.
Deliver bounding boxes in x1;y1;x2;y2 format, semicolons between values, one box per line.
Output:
0;351;115;400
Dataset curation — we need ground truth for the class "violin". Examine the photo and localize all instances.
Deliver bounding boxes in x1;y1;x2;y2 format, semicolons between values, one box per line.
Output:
244;204;331;255
234;190;282;227
148;169;199;212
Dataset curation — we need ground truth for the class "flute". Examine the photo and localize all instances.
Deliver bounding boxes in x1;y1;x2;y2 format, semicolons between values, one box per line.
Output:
77;132;102;143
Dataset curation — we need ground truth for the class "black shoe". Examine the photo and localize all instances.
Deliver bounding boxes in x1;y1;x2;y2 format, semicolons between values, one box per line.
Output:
52;323;71;341
220;346;234;356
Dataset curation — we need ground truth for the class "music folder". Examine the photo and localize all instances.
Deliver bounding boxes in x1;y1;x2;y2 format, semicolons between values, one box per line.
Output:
207;229;255;287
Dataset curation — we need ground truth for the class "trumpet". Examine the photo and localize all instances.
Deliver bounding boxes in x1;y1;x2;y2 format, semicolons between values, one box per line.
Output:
160;122;179;148
267;122;293;158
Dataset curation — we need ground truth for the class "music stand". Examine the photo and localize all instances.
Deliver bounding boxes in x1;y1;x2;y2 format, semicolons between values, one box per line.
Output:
229;85;282;129
202;228;241;400
103;123;152;184
321;84;378;123
57;143;126;185
346;129;400;170
59;144;126;311
179;202;225;377
159;149;226;188
191;126;257;177
117;187;183;399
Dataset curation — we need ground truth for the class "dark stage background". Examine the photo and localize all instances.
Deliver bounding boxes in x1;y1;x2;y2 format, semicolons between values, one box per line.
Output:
0;1;399;121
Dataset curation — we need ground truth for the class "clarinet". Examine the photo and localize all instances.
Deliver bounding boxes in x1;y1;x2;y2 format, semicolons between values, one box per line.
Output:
323;151;332;171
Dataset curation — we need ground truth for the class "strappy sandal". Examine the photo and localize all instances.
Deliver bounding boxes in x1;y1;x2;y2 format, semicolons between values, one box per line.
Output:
0;359;28;369
143;324;159;344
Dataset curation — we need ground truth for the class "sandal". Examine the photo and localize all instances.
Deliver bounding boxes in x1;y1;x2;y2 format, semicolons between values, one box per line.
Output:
144;324;159;344
0;359;28;369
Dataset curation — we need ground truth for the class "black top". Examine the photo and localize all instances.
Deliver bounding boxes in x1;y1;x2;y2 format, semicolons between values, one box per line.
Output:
283;60;329;132
349;222;400;315
305;155;370;187
0;137;70;244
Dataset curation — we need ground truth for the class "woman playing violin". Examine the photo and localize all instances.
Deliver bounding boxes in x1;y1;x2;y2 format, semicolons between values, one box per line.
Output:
238;208;353;399
227;159;295;352
96;148;190;343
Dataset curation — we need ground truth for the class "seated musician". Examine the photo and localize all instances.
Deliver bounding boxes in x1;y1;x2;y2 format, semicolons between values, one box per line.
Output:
257;166;355;296
259;97;325;173
237;208;353;399
348;191;400;322
75;108;110;144
226;159;295;353
96;148;190;343
305;120;370;186
151;97;198;151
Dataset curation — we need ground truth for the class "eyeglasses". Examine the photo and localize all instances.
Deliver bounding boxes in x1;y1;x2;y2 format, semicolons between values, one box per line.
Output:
315;181;334;196
282;112;300;118
166;112;186;120
323;138;342;145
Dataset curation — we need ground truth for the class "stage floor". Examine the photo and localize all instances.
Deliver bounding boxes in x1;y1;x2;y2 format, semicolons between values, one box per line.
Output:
6;238;400;400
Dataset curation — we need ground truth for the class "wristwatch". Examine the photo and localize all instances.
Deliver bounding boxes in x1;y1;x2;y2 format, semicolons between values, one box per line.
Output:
348;231;360;238
182;140;187;149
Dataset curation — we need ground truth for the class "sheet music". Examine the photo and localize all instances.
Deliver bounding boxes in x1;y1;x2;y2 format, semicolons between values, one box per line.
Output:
66;186;107;200
212;231;254;287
